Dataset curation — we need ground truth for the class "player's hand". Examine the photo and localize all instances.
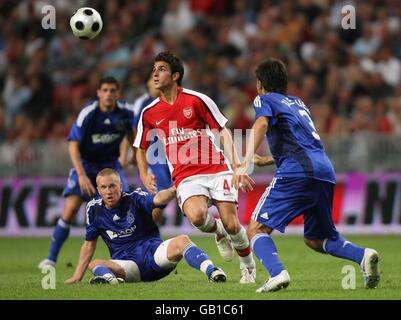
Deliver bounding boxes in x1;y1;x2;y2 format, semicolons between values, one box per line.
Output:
78;174;96;196
64;277;80;284
232;164;255;192
141;173;157;194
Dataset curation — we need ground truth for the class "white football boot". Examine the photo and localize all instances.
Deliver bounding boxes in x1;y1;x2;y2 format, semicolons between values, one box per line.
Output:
256;270;290;293
89;274;125;285
208;267;227;283
38;258;56;269
360;248;380;289
240;267;256;284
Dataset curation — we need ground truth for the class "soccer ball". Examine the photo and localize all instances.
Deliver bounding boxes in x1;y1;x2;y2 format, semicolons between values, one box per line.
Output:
70;7;103;40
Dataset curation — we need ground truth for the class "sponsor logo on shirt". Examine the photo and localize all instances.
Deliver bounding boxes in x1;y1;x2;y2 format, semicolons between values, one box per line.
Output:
106;226;136;239
161;127;202;146
91;133;120;144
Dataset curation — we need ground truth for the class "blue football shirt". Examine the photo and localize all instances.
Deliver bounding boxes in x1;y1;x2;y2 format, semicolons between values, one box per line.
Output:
68;100;134;163
85;189;163;259
253;93;335;184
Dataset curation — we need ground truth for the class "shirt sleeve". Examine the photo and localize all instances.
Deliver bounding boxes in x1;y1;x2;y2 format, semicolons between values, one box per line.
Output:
253;95;273;119
67;121;84;142
131;188;158;215
199;95;228;130
133;111;151;149
85;204;100;241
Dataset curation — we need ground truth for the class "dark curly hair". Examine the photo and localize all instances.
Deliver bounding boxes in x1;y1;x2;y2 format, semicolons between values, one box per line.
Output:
154;51;184;86
255;58;288;94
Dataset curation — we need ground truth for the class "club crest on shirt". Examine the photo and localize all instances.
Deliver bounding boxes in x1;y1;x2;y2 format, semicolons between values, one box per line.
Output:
127;210;135;224
183;107;193;119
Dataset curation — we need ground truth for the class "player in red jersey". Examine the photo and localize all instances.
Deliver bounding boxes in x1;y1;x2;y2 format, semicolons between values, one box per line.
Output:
133;51;256;283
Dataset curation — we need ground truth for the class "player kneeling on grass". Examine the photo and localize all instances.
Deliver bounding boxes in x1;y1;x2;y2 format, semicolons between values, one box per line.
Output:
65;168;226;285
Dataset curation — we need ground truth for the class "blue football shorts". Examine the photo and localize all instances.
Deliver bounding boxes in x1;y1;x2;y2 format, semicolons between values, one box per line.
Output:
125;237;175;282
251;177;339;240
62;160;129;202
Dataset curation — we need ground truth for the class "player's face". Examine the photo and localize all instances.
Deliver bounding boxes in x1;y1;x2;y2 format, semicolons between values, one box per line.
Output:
97;83;120;111
153;61;177;90
97;174;122;209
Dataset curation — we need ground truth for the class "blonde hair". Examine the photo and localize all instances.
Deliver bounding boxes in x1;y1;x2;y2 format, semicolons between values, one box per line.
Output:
96;168;121;185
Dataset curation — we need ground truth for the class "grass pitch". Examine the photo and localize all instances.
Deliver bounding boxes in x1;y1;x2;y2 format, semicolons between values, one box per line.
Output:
0;235;400;300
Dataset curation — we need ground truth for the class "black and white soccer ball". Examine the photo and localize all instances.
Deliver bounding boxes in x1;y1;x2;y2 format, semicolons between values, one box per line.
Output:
70;7;103;40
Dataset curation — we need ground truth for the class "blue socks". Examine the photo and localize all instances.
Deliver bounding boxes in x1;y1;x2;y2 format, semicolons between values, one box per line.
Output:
183;243;216;278
251;233;284;277
92;265;116;278
323;236;365;264
48;218;71;262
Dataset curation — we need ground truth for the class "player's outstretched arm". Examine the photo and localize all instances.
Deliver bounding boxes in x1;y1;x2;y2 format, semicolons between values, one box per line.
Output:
136;148;157;193
219;127;255;192
64;240;97;284
153;186;176;207
232;116;269;190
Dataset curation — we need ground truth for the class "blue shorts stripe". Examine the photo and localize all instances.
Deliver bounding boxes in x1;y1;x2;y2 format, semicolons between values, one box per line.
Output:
251;177;277;221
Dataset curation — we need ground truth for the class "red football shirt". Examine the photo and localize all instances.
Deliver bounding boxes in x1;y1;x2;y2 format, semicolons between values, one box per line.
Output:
133;88;230;186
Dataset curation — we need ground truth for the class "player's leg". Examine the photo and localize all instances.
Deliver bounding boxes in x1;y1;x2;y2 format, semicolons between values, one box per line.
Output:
156;235;226;282
177;177;233;261
38;195;83;268
214;200;256;284
182;195;232;258
247;219;289;292
88;259;126;284
304;180;380;288
248;177;314;292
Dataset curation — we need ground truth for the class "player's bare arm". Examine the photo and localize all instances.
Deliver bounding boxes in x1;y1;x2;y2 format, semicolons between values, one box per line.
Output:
136;148;157;194
119;136;130;169
253;154;275;167
64;239;97;284
68;141;96;196
153;186;176;207
119;127;135;168
219;127;255;192
232;116;269;190
129;129;138;166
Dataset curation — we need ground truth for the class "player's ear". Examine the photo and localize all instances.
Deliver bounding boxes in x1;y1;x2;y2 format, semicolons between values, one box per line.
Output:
256;79;263;94
172;72;180;83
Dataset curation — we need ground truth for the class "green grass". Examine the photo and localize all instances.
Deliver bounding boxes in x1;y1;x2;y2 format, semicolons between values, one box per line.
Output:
0;235;400;300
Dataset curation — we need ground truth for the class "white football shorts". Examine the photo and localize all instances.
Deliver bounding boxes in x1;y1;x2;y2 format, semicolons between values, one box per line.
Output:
176;172;238;213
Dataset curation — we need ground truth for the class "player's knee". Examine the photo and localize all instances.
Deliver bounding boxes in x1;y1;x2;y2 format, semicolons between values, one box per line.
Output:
176;234;191;249
88;259;101;271
189;211;208;227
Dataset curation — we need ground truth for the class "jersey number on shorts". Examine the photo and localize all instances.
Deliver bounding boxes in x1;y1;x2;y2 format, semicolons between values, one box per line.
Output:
223;179;230;192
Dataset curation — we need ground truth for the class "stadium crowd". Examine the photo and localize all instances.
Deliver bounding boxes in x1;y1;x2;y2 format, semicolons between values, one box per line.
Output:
1;0;401;153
